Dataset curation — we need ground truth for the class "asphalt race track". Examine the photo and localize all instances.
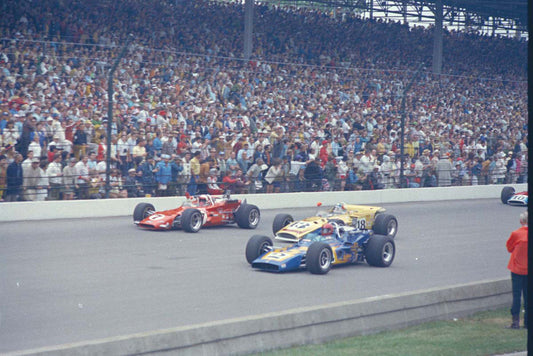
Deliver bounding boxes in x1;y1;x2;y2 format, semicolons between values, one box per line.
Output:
0;198;524;353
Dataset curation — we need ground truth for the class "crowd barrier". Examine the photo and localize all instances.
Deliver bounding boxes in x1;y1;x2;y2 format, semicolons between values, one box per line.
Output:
8;279;511;356
0;183;527;222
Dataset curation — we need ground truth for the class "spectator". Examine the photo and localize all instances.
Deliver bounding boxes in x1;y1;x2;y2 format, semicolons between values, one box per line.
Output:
62;157;77;200
108;169;128;198
22;158;42;201
505;211;528;329
46;153;63;200
264;157;283;193
222;169;249;194
124;168;143;198
155;154;173;196
188;151;201;196
207;168;224;195
36;160;49;201
0;154;7;200
436;153;454;187
303;157;322;192
246;158;266;194
75;155;91;200
138;155;158;197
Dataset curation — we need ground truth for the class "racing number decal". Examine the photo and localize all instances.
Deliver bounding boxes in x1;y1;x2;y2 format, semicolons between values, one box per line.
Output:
266;251;287;260
149;214;165;221
351;218;366;230
290;222;311;229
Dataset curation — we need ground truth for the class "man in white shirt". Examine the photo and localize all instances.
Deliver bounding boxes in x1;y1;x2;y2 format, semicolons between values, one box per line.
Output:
75;155;90;199
46;153;63;200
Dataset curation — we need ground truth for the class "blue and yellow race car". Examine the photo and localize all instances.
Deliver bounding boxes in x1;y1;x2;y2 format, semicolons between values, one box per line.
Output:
245;222;395;274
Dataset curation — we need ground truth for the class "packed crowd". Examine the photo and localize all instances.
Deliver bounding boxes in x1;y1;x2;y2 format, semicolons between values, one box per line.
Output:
0;0;528;201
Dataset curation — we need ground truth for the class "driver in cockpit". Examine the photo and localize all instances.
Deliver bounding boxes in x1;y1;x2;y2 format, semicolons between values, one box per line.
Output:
332;203;345;214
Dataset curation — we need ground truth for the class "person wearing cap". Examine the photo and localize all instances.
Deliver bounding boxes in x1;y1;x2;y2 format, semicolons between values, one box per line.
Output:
46;152;63;200
124;168;143;198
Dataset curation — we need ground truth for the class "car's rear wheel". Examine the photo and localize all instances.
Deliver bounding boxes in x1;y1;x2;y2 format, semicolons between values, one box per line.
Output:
133;203;155;222
181;208;203;233
272;213;294;235
235;204;260;229
245;235;273;264
373;213;398;238
501;186;515;204
365;235;395;267
306;242;333;274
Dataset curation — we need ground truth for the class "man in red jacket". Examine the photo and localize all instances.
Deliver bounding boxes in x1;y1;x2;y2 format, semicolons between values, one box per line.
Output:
506;211;528;329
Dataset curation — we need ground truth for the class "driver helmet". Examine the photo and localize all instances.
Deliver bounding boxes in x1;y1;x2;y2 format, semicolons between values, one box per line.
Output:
321;223;334;236
198;195;209;206
333;203;345;214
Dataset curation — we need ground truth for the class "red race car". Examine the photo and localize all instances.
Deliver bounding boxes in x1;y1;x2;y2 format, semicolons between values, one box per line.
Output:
133;193;260;232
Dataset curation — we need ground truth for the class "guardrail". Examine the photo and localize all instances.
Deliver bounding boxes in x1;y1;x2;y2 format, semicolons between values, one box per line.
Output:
8;279;511;356
0;183;527;222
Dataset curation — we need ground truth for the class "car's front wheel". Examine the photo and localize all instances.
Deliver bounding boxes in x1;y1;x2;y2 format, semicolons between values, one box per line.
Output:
365;235;395;267
181;208;203;233
245;235;273;264
235;204;260;229
133;203;155;223
272;213;294;235
306;242;333;274
501;186;515;204
373;213;398;238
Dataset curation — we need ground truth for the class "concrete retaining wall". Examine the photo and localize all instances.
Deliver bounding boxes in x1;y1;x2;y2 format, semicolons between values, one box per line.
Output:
9;278;511;356
0;184;527;222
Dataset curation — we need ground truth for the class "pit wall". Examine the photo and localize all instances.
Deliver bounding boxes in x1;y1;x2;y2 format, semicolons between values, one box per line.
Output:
0;184;527;222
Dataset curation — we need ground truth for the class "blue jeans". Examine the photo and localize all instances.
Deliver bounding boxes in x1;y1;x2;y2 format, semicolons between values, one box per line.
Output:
511;272;528;325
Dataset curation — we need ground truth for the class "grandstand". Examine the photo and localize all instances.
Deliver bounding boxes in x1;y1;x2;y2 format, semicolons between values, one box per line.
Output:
0;0;527;201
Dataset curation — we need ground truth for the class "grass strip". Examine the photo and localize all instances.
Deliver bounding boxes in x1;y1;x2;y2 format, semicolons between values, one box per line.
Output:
255;308;527;356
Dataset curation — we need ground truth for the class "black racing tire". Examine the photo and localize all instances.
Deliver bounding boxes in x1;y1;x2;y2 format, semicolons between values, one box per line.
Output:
245;235;273;264
133;203;155;222
235;204;261;229
181;208;203;233
373;213;398;238
501;186;515;204
306;242;333;275
272;213;294;235
365;235;395;267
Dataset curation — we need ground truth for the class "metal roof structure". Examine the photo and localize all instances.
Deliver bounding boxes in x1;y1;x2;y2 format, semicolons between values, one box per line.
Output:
260;0;528;35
